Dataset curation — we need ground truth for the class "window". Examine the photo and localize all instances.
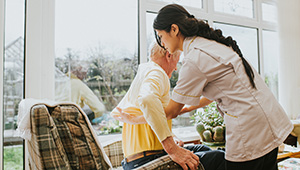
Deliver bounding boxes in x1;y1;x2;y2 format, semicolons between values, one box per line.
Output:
146;12;157;56
2;0;25;169
262;30;279;99
54;0;138;135
262;3;277;23
153;0;203;9
0;1;280;167
144;0;277;129
146;12;191;128
214;0;254;18
214;22;259;71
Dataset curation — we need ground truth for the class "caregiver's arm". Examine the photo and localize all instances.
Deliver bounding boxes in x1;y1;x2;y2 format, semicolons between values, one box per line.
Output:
114;98;183;124
179;97;213;115
164;99;184;119
115;96;213;124
115;100;183;124
165;97;212;119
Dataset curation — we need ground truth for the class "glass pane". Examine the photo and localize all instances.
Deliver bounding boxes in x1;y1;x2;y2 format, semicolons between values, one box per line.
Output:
3;0;25;169
214;0;254;18
154;0;202;9
55;0;138;135
3;145;23;170
146;12;193;128
262;30;279;99
146;13;157;56
214;22;259;71
262;3;277;23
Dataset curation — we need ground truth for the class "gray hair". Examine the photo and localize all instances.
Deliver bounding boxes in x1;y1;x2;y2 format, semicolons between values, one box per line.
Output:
149;42;167;60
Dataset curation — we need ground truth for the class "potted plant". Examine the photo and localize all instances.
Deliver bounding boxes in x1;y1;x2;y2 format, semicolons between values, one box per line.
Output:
191;101;225;146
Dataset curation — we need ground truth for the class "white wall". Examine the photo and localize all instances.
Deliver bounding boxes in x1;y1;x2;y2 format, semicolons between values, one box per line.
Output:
278;0;300;119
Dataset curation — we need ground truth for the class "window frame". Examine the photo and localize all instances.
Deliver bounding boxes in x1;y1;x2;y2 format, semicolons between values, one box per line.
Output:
25;0;55;100
0;0;55;169
24;1;55;169
141;0;277;128
0;0;278;169
142;0;277;75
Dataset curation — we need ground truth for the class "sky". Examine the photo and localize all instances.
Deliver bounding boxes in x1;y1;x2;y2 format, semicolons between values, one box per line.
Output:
5;0;138;60
55;0;138;59
5;0;278;73
4;0;24;45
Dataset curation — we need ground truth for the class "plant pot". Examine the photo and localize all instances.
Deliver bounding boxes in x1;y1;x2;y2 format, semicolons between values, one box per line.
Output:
202;141;225;146
196;124;225;145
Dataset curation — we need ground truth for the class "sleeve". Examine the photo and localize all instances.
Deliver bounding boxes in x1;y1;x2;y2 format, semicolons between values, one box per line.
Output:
172;58;208;106
137;70;173;142
110;108;119;117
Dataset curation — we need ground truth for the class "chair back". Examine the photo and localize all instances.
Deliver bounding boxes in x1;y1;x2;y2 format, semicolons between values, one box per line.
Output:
28;103;112;170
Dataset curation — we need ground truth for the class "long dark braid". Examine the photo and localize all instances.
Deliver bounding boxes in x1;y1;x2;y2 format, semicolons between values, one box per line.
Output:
154;4;256;89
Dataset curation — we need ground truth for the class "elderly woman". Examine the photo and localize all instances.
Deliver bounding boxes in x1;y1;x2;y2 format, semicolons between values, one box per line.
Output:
111;43;225;170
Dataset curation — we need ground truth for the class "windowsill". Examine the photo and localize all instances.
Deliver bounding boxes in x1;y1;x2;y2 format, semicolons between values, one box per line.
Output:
98;126;200;146
173;126;200;144
98;133;122;147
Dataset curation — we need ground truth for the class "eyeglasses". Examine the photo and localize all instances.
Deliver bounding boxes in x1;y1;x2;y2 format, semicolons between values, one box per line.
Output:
154;30;166;50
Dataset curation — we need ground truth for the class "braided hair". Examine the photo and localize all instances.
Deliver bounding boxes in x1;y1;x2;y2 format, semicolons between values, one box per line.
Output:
153;4;256;89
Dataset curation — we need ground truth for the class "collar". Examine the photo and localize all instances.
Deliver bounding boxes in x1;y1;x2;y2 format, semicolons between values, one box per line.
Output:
182;36;197;56
148;60;169;78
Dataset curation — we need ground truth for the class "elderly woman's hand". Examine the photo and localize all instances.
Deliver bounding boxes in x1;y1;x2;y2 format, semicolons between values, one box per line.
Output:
114;107;147;124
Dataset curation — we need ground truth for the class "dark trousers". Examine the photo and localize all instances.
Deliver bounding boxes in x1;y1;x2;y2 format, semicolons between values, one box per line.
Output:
225;147;278;170
122;144;226;170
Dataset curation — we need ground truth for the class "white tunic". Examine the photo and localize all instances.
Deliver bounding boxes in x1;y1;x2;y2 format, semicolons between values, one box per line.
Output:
172;36;293;162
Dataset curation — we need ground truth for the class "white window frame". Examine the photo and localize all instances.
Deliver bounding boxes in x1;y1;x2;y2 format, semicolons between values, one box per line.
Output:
24;1;55;169
0;0;55;169
0;0;278;169
25;0;55;100
141;0;277;75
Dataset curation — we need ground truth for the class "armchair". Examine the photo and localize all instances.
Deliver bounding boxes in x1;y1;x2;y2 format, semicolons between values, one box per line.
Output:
20;100;204;170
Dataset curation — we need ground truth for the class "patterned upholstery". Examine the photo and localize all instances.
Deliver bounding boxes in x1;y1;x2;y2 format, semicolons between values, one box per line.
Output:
135;155;205;170
103;140;123;168
28;103;205;170
29;104;72;170
103;140;205;170
29;104;110;170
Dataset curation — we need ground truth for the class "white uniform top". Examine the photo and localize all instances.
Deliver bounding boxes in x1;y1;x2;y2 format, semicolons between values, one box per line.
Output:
172;36;293;162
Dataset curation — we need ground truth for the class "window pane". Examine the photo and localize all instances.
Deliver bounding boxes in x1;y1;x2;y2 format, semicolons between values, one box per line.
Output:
214;0;254;18
3;0;25;169
146;12;157;56
154;0;202;9
55;0;138;135
146;12;192;128
214;22;259;71
262;30;279;99
3;145;23;170
262;3;277;23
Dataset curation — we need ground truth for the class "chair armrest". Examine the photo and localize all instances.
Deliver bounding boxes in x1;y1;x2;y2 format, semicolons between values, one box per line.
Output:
134;155;205;170
103;140;124;168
